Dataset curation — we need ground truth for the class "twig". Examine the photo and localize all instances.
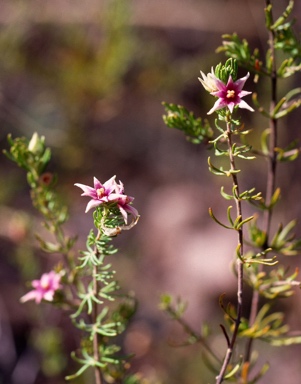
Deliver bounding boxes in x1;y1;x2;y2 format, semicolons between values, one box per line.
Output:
166;304;222;364
93;230;103;384
244;0;278;365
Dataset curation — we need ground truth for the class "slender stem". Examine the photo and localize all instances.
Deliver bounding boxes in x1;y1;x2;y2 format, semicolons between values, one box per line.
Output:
93;267;103;384
215;120;244;384
93;230;103;384
244;0;278;365
166;304;222;364
263;0;278;235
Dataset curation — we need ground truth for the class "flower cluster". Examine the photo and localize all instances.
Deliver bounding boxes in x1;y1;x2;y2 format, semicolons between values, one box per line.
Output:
199;68;254;115
20;271;62;304
75;176;138;224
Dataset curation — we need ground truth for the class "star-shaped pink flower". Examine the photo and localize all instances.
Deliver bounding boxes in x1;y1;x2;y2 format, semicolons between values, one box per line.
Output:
75;175;120;213
75;176;139;223
207;73;254;115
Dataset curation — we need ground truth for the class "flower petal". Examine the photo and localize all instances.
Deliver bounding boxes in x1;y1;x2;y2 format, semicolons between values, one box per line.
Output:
234;72;250;90
74;183;96;197
207;98;228;115
93;177;103;190
103;175;117;192
20;290;40;303
237;99;254;112
118;205;128;223
85;199;103;213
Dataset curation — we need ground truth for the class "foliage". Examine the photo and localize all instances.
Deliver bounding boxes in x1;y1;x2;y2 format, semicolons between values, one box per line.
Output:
3;1;301;384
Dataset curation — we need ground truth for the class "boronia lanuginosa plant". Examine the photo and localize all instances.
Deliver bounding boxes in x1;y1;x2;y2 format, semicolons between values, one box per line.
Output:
4;133;141;384
162;0;301;382
3;0;301;383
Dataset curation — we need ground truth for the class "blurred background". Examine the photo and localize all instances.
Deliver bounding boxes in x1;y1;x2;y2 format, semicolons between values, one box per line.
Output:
1;0;301;383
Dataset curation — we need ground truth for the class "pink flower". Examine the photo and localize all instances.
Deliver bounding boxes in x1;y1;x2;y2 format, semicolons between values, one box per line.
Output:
75;176;120;213
20;271;62;304
117;197;139;224
113;180;139;224
207;73;254;115
75;176;139;223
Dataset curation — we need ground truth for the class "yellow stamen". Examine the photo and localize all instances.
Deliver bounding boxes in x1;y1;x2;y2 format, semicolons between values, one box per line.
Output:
97;188;105;198
227;90;235;98
41;281;49;289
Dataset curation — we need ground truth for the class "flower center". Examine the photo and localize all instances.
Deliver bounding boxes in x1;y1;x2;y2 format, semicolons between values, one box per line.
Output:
97;188;105;198
41;281;50;289
226;89;236;99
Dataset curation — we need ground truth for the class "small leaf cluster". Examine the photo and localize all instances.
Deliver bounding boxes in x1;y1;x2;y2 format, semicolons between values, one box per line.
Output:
208;121;255;178
162;102;213;145
56;207;136;382
216;33;262;76
238;300;301;347
66;203;138;381
4;133;75;257
218;1;301;78
266;0;301;61
247;265;300;300
214;58;238;83
246;215;301;292
4;133;51;187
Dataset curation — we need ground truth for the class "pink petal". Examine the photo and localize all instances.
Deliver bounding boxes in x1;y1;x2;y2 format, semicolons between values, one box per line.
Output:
234;73;250;90
74;183;96;197
227;102;235;113
208;98;228;115
238;90;252;97
118;205;128;223
85;199;103;213
43;291;55;301
103;175;117;194
20;290;42;303
94;177;106;191
214;77;227;91
238;99;254;112
125;204;139;218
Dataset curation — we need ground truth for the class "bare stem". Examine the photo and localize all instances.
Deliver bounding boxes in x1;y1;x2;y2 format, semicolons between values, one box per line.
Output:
244;0;278;365
215;120;244;384
166;304;222;364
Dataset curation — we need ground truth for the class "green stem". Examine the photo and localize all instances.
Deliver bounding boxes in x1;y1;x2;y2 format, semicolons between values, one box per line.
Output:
93;230;103;384
216;119;244;384
244;0;278;367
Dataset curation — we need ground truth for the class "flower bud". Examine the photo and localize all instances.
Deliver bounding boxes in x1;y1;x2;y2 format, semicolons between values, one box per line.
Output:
28;132;45;155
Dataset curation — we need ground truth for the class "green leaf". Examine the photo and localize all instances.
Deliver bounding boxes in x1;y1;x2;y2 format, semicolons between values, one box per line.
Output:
247;216;267;247
208;157;226;176
220;186;234;200
235;215;254;230
265;4;273;29
224;362;241;380
209;207;233;230
267;334;301;346
270;0;294;30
